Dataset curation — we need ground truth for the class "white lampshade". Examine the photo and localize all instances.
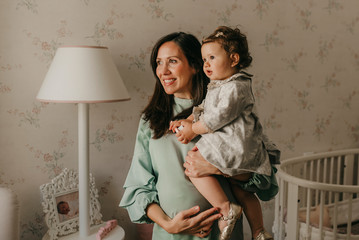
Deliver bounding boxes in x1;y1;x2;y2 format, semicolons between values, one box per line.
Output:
37;46;130;103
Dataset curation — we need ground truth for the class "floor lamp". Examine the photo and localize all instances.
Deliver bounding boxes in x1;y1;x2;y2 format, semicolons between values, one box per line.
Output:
37;46;130;238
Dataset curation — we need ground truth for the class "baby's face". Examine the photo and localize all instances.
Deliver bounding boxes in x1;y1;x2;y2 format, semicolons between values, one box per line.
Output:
58;202;70;215
201;41;237;81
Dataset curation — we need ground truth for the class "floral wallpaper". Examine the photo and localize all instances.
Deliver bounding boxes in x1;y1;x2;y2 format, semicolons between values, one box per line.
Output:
0;0;358;239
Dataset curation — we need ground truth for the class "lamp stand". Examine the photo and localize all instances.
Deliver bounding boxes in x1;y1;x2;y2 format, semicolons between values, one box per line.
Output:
37;46;129;240
41;103;126;239
78;103;90;237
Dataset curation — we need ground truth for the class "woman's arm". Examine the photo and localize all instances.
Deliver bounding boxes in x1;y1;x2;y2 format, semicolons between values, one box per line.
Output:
184;146;225;177
146;203;222;237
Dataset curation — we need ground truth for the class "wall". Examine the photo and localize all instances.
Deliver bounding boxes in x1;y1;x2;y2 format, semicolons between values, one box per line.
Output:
1;0;358;239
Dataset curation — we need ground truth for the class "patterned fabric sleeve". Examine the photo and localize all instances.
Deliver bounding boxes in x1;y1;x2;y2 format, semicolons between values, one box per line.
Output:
192;101;204;123
202;79;254;132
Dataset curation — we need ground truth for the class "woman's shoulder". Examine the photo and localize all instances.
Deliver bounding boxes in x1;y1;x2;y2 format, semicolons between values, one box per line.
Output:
137;115;153;137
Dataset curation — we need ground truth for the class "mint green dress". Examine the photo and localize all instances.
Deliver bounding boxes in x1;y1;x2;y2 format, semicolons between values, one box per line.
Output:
120;97;243;240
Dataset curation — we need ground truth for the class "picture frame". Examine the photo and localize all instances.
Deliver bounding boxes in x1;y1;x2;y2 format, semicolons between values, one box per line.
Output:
40;168;102;239
55;190;79;223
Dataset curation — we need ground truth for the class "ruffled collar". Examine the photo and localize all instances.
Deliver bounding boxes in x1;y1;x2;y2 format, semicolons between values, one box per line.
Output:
207;71;252;89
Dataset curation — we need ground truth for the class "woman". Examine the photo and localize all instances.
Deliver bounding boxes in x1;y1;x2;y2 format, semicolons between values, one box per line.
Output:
120;32;243;240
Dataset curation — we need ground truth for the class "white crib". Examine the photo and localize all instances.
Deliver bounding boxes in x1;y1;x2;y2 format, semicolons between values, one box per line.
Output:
273;148;359;240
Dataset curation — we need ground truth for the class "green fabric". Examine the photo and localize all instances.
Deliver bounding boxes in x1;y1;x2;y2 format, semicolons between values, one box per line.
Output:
120;97;243;240
232;166;279;201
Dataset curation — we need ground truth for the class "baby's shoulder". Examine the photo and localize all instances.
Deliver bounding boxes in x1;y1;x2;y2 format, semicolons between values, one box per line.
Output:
226;75;251;90
233;72;252;82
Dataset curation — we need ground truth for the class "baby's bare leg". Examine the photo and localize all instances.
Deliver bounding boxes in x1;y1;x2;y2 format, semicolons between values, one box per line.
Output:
189;176;230;231
230;176;264;238
190;176;230;213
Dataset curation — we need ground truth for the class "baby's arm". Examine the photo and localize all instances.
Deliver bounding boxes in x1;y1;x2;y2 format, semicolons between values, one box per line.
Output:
177;119;197;144
192;120;210;135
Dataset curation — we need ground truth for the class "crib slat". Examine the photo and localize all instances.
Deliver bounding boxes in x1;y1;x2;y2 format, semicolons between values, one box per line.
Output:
287;182;299;240
344;154;354;187
274;177;280;238
274;176;285;240
329;157;334;203
323;158;328;184
278;178;285;240
337;158;341;199
333;192;338;240
319;190;324;240
323;158;328;204
303;161;308;206
305;188;312;240
346;195;353;240
310;160;314;181
316;160;320;205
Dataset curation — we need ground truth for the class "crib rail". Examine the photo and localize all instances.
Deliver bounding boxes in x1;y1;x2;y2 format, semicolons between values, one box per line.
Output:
273;148;359;240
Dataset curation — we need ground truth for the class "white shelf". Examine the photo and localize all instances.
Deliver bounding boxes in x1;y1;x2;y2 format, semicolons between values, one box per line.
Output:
43;222;125;240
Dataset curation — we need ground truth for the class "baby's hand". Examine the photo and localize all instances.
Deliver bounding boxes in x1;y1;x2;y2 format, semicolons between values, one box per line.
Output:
169;120;183;133
175;125;184;133
175;119;197;144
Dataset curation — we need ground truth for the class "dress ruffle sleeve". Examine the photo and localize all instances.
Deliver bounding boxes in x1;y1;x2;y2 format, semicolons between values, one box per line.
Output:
119;117;159;224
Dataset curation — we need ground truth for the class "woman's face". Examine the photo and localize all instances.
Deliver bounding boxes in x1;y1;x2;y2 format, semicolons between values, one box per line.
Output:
156;41;196;99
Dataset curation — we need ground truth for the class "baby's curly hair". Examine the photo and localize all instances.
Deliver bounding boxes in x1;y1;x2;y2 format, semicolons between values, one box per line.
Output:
202;26;252;70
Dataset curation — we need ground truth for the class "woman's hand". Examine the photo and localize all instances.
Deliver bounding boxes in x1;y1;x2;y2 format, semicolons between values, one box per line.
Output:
184;146;222;177
166;206;222;237
146;203;221;238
